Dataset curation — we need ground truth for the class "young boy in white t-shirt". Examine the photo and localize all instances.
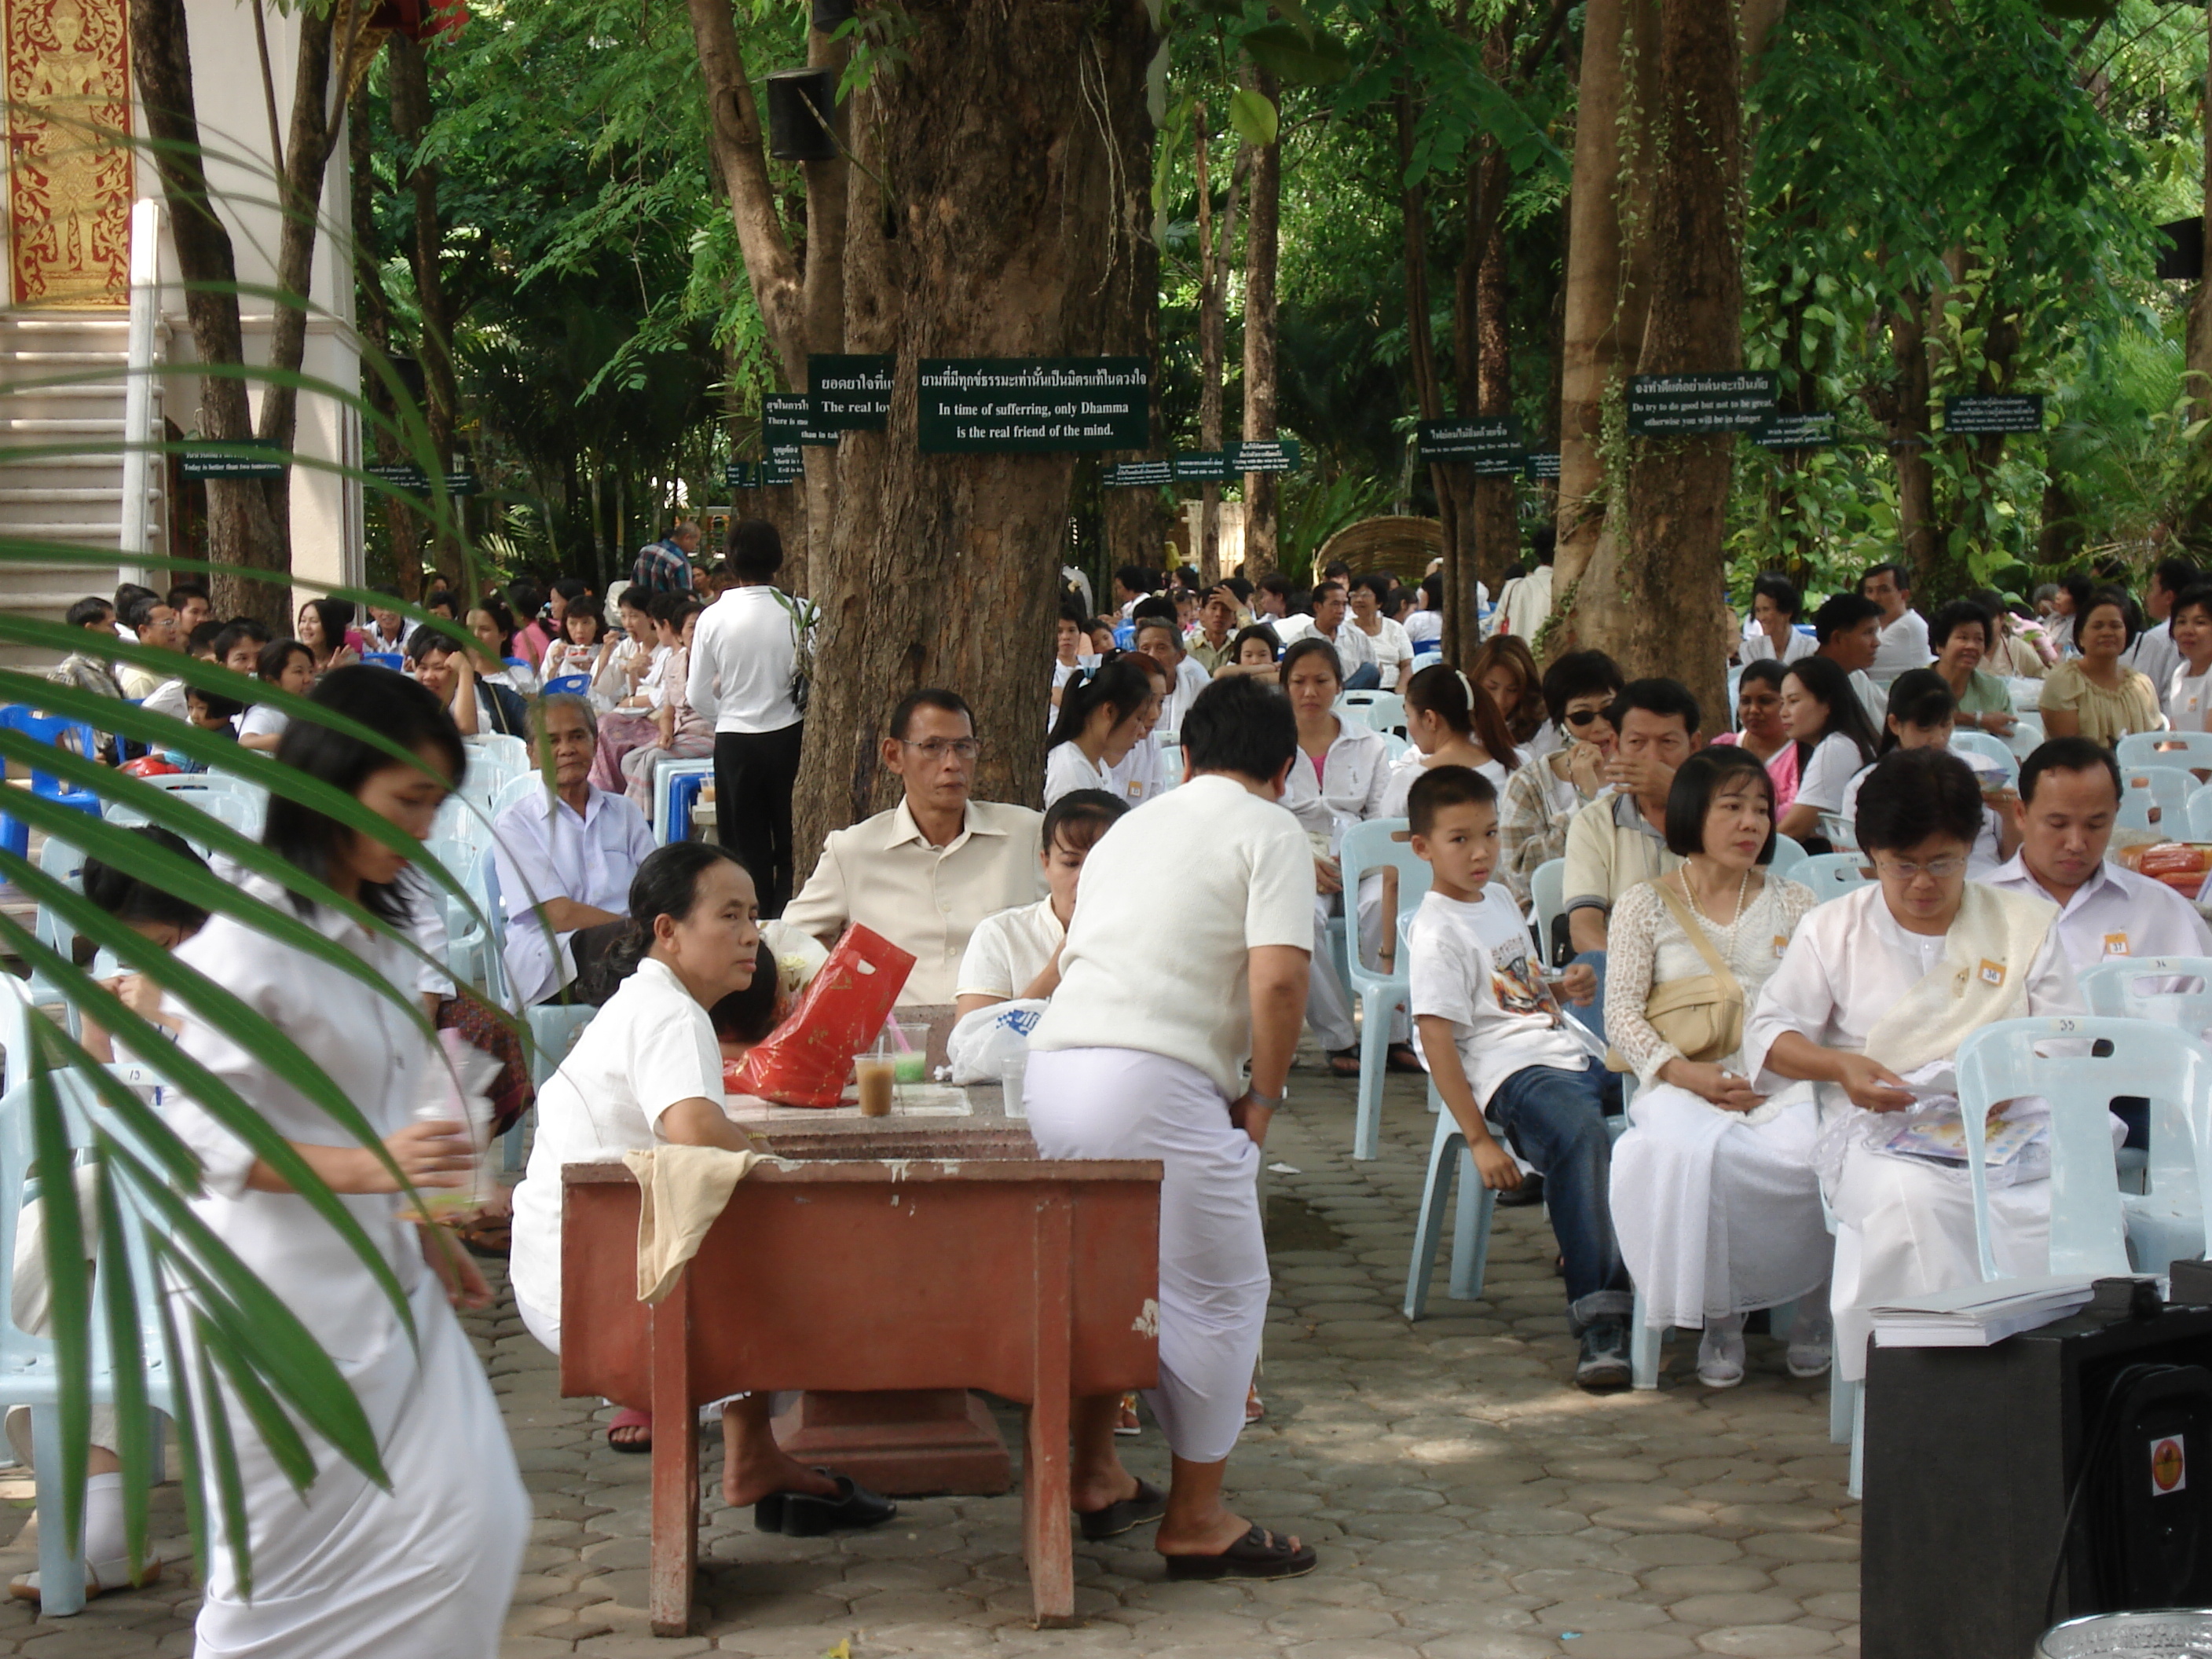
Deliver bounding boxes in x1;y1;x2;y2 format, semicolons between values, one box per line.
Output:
1405;765;1635;1390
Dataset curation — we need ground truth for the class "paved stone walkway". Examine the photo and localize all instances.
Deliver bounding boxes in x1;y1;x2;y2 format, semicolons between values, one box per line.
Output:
0;1068;1859;1657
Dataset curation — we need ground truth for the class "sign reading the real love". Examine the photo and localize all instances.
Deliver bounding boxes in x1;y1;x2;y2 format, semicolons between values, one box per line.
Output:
1944;394;2043;436
808;353;893;430
1232;438;1302;474
1102;460;1173;488
1417;416;1521;468
917;359;1150;453
1624;372;1778;434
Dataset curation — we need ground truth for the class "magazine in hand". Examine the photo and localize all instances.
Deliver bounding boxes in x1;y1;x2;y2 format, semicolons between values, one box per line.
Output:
1880;1097;2046;1168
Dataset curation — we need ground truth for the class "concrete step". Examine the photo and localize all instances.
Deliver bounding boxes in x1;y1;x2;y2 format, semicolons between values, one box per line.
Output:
0;487;127;504
0;418;125;436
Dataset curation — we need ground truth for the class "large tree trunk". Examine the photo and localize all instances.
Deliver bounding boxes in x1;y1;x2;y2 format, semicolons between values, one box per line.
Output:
2190;3;2212;433
1550;0;1658;654
350;79;425;595
795;2;1153;860
388;33;460;591
1102;43;1167;587
1866;294;1939;592
1465;137;1517;605
1194;112;1241;584
1597;0;1745;720
127;0;287;609
686;0;848;578
1240;66;1282;584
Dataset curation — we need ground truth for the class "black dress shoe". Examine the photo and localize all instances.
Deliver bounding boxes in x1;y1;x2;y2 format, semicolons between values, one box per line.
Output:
1496;1171;1544;1207
754;1472;897;1536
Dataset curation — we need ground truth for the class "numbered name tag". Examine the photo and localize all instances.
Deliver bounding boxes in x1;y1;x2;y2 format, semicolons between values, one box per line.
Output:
2104;932;2131;958
1979;958;2006;987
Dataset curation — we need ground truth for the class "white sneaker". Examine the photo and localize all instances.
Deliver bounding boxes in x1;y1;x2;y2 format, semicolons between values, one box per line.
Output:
1786;1314;1833;1379
1697;1317;1746;1389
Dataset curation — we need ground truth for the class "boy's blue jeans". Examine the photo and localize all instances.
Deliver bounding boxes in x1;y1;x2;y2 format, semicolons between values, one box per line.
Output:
1485;1056;1632;1331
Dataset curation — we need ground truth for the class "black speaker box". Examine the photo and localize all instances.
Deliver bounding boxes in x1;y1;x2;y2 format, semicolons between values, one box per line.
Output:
1862;1294;2212;1659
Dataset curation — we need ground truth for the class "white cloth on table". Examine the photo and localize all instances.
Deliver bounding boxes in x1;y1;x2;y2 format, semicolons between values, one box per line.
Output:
1742;881;2082;1380
491;785;655;1008
1024;1047;1264;1465
509;956;724;1333
1602;876;1829;1327
163;885;526;1657
1031;775;1313;1101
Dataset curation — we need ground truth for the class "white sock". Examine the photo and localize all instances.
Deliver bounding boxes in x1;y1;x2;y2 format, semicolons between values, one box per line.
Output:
82;1472;124;1564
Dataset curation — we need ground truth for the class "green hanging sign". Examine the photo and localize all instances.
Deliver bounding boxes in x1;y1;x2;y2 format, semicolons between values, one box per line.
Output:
916;358;1150;452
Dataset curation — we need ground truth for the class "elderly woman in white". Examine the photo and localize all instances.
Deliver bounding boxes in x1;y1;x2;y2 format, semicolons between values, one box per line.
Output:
506;840;894;1535
1606;748;1831;1389
1277;637;1393;1077
159;667;528;1658
1744;746;2083;1385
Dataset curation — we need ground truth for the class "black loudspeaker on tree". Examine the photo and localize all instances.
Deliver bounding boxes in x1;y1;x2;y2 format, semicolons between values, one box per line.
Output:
766;68;838;163
1862;1275;2212;1659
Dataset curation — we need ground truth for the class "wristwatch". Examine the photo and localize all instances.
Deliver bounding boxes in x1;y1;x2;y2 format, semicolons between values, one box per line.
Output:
1243;1084;1287;1108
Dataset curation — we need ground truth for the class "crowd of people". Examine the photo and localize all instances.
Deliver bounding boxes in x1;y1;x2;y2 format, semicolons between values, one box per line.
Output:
20;522;2212;1646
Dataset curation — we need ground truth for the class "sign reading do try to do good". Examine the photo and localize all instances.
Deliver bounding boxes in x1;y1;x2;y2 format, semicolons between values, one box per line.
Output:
808;354;893;430
1944;394;2044;436
917;359;1149;453
1417;416;1521;469
1625;372;1777;435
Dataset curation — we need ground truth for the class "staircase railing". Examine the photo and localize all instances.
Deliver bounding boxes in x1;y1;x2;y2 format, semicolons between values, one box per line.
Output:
117;196;163;588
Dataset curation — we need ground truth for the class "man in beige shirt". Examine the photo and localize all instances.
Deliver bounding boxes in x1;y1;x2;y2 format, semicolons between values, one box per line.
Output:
784;688;1046;1005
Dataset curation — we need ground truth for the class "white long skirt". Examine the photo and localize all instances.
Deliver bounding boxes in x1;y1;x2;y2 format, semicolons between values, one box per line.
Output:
1828;1136;2049;1383
1024;1046;1265;1464
190;1272;529;1659
1307;895;1357;1051
1610;1084;1831;1331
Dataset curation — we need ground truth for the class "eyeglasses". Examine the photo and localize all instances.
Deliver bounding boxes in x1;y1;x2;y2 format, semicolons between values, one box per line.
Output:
1873;855;1967;882
1563;708;1605;727
903;738;981;762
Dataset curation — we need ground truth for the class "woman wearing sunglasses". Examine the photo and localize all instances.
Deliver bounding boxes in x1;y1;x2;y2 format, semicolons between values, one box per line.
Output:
1743;746;2084;1391
1499;649;1624;906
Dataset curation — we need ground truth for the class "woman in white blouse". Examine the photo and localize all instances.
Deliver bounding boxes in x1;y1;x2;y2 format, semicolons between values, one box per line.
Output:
1745;746;2084;1385
1379;661;1520;817
1837;671;2017;873
160;667;527;1656
1606;749;1830;1389
507;841;896;1533
540;594;630;709
1044;657;1155;808
1279;638;1393;1077
1739;573;1815;665
1775;655;1881;847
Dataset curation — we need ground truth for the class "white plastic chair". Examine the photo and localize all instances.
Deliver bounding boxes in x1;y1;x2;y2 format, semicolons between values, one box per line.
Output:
2118;731;2212;775
2188;785;2212;842
511;1003;597;1173
1335;690;1406;737
651;758;715;843
1339;819;1431;1162
104;784;262;845
489;773;547;820
462;732;529;779
0;978;34;1097
2006;712;2045;762
2080;957;2212;1230
1956;1016;2212;1284
1818;811;1859;852
1381;733;1412;764
1403;1090;1499;1319
1946;729;2020;786
0;1073;176;1617
1767;834;1809;878
1529;858;1568;965
2119;764;2195;833
1795;851;1873;899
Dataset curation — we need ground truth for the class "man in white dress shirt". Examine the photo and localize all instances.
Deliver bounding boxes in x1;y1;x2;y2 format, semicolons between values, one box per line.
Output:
1812;593;1889;727
1272;582;1379;687
2124;557;2198;712
1860;562;1930;686
784;689;1045;1005
1133;614;1213;742
493;695;657;1005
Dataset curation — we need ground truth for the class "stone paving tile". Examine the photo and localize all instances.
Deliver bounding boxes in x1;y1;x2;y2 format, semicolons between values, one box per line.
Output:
0;1068;1863;1655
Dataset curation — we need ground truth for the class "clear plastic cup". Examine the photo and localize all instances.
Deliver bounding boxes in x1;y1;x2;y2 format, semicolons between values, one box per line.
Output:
999;1050;1028;1119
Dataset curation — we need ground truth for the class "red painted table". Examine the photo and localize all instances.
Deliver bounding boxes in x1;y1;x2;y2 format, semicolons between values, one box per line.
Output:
558;1151;1161;1634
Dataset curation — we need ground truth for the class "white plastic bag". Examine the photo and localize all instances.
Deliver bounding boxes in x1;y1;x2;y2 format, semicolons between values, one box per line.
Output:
944;999;1047;1086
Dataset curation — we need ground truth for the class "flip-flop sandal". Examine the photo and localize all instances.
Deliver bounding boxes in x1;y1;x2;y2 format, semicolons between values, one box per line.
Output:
1245;1386;1265;1424
1114;1391;1142;1436
452;1215;511;1258
1324;1049;1361;1079
9;1555;162;1604
1162;1524;1317;1581
607;1407;652;1453
753;1471;897;1536
1385;1044;1424;1074
1076;1477;1166;1541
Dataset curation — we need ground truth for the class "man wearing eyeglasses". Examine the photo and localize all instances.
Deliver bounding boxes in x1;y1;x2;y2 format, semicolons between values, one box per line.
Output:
783;688;1046;1005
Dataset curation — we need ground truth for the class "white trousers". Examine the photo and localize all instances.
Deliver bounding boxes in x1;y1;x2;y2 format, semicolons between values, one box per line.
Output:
1025;1046;1265;1463
1828;1143;2049;1382
1609;1085;1831;1331
1308;895;1357;1051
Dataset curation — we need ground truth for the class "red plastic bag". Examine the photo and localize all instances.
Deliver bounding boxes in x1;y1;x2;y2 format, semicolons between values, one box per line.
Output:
729;924;916;1107
119;756;180;778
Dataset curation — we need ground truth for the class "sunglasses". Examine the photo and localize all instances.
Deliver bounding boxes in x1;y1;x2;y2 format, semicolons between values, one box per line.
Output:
1563;708;1607;727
